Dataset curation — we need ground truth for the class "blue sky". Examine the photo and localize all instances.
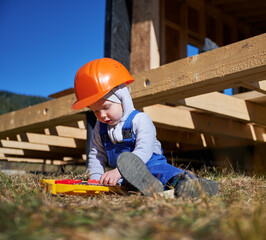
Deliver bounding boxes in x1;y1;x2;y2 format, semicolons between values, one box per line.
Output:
0;0;106;97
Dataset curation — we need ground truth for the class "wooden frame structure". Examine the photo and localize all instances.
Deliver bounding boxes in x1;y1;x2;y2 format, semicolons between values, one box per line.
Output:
130;0;265;74
0;33;265;171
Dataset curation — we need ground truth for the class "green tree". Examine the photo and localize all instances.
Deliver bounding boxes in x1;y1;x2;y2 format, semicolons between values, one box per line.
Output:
0;91;49;115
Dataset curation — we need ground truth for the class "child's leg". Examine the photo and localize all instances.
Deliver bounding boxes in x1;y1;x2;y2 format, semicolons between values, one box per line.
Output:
117;152;164;196
169;170;218;198
117;152;218;198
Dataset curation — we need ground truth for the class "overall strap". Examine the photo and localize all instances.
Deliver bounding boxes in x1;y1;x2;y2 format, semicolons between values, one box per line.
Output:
122;110;140;140
99;110;140;168
99;109;140;144
99;122;109;144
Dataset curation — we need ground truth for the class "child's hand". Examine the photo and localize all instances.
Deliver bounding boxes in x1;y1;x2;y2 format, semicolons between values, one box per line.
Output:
100;168;122;186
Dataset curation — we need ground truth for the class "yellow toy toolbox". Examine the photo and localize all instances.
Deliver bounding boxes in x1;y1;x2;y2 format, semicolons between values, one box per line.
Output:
40;179;126;196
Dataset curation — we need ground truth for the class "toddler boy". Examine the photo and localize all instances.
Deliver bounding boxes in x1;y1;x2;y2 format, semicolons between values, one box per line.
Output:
72;58;218;197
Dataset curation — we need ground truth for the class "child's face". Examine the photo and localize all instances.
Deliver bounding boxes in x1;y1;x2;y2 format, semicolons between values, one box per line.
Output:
89;98;123;126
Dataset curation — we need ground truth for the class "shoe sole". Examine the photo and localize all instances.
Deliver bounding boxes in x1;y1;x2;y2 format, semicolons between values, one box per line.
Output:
175;178;218;198
117;152;164;196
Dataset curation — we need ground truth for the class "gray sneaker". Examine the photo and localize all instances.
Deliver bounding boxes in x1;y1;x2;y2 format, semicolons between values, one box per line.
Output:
174;174;218;198
117;152;164;196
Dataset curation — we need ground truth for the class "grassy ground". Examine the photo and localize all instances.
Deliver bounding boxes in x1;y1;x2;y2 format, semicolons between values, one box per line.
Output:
0;169;265;240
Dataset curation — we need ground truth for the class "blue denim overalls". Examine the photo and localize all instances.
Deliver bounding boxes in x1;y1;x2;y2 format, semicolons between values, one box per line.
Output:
99;110;183;186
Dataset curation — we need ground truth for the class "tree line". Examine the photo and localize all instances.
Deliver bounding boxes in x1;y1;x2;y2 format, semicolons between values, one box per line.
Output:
0;90;49;115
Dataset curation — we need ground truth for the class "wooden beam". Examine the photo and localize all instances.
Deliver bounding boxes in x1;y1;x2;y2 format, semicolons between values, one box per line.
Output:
3;158;47;164
0;34;265;138
48;88;74;98
0;94;86;138
234;8;266;18
150;0;160;70
0;146;83;160
144;104;266;142
234;91;266;105
0;147;24;155
0;139;84;155
23;133;86;149
219;1;266;12
1;139;49;151
77;120;86;129
129;0;160;72
48;126;87;140
210;0;250;6
205;3;223;46
241;80;266;94
131;33;266;107
0;157;61;165
156;128;204;146
176;91;266;126
130;0;152;74
201;134;251;148
0;157;85;165
156;127;251;149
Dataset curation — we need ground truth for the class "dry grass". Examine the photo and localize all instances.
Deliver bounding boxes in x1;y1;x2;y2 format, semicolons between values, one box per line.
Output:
0;170;265;240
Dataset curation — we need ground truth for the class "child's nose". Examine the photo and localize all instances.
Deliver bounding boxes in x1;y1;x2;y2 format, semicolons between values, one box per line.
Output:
99;110;106;118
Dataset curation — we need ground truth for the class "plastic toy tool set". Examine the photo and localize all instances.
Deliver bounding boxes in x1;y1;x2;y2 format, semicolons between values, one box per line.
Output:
40;179;125;196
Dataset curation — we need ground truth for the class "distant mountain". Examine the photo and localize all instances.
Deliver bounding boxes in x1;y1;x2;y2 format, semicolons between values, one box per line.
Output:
0;90;50;115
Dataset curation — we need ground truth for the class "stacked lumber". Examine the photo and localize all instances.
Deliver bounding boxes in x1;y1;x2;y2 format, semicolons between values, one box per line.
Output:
0;120;87;166
0;34;265;168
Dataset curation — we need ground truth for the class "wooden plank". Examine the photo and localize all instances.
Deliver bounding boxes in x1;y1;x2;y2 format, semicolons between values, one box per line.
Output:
0;157;61;165
0;139;85;157
1;139;50;151
130;0;152;74
155;127;251;149
220;1;266;12
241;80;266;94
24;133;86;149
0;34;265;138
77;120;86;129
1;157;46;164
187;0;205;40
143;104;266;142
202;134;251;148
176;91;266;126
205;3;223;46
150;0;160;70
1;123;248;163
0;94;86;138
0;146;84;160
0;157;85;165
131;33;266;107
48;88;74;98
234;91;266;105
211;0;250;6
51;126;87;140
63;155;86;161
156;128;204;146
0;147;24;155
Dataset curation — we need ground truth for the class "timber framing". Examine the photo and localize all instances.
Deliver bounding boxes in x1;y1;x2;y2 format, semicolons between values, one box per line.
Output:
0;33;265;169
0;34;265;138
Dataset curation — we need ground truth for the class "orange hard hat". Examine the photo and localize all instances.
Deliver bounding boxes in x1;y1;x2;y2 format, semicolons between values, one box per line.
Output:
72;58;134;110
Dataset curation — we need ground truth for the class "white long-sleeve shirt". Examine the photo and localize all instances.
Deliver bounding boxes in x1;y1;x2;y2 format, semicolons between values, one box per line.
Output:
87;84;162;180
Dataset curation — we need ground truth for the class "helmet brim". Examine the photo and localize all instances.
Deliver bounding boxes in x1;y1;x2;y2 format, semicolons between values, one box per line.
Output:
72;90;110;110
